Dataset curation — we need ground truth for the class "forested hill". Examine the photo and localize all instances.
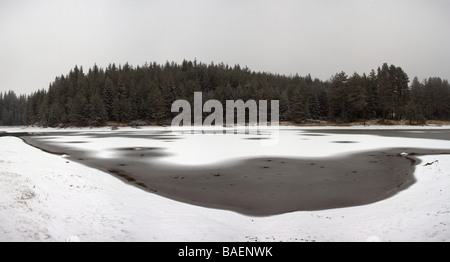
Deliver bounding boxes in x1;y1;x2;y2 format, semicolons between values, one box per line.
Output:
1;60;449;127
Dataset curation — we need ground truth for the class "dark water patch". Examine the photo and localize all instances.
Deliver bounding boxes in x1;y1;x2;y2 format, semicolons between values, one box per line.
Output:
304;129;450;140
330;141;359;144
116;147;160;151
242;137;271;140
0;132;30;137
85;134;183;141
27;136;56;140
300;133;328;136
112;147;170;158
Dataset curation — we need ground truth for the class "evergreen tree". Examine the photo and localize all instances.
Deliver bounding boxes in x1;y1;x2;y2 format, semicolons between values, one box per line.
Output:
366;70;379;119
102;77;116;120
279;91;290;121
150;86;165;124
0;92;3;125
347;73;368;123
377;63;394;119
69;92;88;125
289;89;310;123
328;72;348;122
89;93;107;125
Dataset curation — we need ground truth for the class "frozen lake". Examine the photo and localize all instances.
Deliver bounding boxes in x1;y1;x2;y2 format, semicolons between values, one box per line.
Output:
18;127;450;215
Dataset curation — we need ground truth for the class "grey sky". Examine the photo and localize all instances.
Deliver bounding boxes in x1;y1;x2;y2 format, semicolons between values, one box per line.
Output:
1;0;449;94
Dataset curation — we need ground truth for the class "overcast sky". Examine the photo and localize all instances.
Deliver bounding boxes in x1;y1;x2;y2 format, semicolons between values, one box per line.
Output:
0;0;449;94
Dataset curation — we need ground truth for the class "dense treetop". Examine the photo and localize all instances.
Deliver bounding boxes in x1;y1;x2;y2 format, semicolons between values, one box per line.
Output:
1;60;449;126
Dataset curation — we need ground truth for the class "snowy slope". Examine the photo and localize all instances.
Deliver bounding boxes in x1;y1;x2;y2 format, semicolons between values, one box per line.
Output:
1;136;449;242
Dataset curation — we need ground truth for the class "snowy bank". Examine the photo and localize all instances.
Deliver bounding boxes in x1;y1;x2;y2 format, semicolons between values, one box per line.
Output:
1;136;449;241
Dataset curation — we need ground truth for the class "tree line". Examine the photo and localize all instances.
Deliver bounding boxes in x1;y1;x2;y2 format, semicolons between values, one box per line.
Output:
0;60;449;127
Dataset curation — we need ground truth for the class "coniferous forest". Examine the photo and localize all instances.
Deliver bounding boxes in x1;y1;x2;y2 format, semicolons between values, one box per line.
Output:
1;60;449;127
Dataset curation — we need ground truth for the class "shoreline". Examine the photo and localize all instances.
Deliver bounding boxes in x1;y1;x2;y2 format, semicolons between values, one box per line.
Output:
2;123;450;132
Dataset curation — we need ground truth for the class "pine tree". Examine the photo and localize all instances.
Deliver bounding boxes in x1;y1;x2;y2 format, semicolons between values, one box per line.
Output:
279;91;290;121
161;80;174;119
289;89;310;123
347;73;368;123
377;64;394;119
307;93;317;120
366;70;378;118
102;77;116;121
0;92;4;125
70;92;88;125
328;72;348;122
38;92;50;126
48;101;61;127
388;66;409;119
89;93;107;125
150;86;165;124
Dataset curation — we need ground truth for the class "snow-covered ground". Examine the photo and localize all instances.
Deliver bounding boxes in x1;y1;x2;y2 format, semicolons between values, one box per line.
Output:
1;133;449;242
